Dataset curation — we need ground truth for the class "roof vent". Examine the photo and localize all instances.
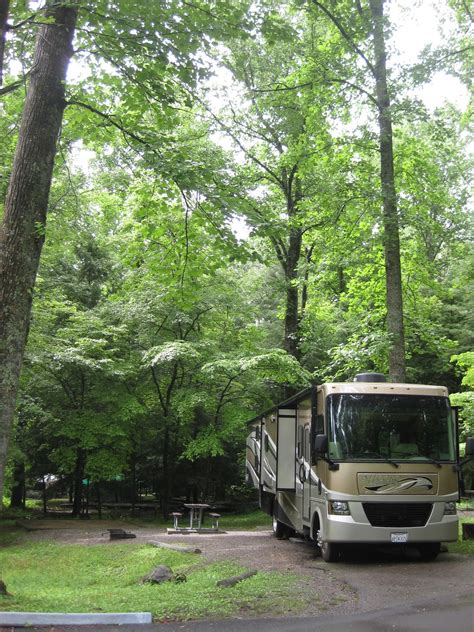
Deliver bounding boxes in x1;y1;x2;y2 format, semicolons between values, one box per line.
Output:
354;373;386;383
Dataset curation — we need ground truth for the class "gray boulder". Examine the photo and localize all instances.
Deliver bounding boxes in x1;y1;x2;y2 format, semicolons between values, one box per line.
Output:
143;565;174;584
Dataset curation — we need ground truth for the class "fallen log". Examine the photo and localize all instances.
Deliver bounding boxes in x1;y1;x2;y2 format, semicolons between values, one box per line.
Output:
106;528;136;540
148;540;201;554
216;570;257;588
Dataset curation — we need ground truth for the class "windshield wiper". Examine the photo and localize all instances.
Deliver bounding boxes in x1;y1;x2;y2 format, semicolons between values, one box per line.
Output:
403;453;443;468
351;452;399;468
374;453;399;468
392;452;442;467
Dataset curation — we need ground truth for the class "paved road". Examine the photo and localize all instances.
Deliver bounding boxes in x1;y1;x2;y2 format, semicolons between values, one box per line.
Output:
4;592;472;632
147;593;473;631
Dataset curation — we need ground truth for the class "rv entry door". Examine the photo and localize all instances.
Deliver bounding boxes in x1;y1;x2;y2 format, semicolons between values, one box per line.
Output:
302;424;311;521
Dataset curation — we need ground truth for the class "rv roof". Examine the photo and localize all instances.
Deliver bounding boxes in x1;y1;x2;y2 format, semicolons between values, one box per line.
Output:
245;382;448;425
322;382;448;397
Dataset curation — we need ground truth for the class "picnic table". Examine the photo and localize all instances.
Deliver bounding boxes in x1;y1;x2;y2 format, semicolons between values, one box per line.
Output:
167;503;222;534
184;503;210;530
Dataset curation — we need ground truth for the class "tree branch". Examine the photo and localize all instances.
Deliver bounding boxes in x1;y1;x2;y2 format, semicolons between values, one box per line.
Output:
309;0;376;76
67;98;152;147
0;76;26;96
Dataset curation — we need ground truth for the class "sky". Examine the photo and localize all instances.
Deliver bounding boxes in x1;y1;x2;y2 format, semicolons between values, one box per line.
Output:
390;0;469;111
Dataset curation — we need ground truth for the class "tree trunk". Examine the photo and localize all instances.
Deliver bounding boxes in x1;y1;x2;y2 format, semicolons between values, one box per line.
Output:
0;0;9;86
131;452;136;517
283;178;303;361
9;459;25;508
161;423;170;519
83;479;89;517
42;476;48;516
0;1;78;502
284;227;302;360
72;448;85;517
95;481;102;519
369;0;406;382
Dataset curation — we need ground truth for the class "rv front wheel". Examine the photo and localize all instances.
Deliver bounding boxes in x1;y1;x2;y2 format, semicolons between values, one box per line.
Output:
272;503;293;539
418;542;440;561
320;541;341;562
272;513;288;539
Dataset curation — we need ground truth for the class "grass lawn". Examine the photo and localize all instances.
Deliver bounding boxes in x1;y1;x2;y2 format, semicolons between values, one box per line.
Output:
448;516;474;555
0;535;308;621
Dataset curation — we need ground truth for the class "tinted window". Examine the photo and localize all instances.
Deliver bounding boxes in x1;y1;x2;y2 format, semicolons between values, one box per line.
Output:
327;394;455;462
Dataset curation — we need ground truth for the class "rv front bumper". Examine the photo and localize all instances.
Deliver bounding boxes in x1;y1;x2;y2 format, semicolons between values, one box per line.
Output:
321;500;459;543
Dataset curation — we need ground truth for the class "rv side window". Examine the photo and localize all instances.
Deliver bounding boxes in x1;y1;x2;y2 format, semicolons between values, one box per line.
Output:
255;425;261;441
304;426;310;462
311;413;325;461
315;414;324;434
297;425;304;458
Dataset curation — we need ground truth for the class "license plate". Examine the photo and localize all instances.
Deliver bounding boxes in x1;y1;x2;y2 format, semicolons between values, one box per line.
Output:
391;532;408;543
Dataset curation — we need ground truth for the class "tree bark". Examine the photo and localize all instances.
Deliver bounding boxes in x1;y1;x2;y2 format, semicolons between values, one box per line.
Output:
72;448;85;517
95;481;102;519
9;459;25;508
369;0;406;382
0;0;9;86
41;476;48;516
0;1;77;502
161;423;171;519
283;176;303;362
284;226;302;360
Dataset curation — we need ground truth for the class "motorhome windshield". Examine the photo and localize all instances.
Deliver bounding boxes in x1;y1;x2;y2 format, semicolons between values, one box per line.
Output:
327;394;455;462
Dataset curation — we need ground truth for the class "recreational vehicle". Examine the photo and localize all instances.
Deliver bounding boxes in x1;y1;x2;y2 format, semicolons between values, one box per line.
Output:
246;373;473;562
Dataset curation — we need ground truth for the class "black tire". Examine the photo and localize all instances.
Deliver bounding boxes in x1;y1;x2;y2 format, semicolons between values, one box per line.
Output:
418;542;440;561
272;504;292;539
320;541;342;562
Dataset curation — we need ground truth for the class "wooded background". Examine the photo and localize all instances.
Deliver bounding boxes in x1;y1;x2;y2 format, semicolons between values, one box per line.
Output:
0;0;472;517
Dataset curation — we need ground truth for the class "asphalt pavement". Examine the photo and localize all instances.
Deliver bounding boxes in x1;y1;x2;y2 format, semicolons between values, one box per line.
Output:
2;591;472;632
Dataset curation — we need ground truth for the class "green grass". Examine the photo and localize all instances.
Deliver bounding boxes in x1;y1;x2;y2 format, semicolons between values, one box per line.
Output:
124;509;270;531
448;517;474;555
216;510;270;530
0;540;304;620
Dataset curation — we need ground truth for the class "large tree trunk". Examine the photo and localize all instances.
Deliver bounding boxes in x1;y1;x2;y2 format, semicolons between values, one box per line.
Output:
0;0;9;86
284;226;302;361
161;423;171;519
0;1;78;503
9;459;25;508
72;448;85;517
369;0;406;382
282;176;303;362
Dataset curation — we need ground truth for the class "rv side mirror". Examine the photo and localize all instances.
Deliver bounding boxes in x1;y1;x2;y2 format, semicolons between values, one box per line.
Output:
314;434;328;454
465;437;474;457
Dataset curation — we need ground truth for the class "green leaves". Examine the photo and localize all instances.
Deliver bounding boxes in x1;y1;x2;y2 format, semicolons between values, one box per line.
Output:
202;350;310;385
452;352;474;389
143;342;202;368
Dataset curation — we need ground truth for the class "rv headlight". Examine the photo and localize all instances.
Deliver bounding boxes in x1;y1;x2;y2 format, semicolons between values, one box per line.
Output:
329;500;350;516
444;501;457;516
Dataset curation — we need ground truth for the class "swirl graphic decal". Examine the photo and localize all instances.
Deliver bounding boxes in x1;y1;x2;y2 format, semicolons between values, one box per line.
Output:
365;477;434;494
